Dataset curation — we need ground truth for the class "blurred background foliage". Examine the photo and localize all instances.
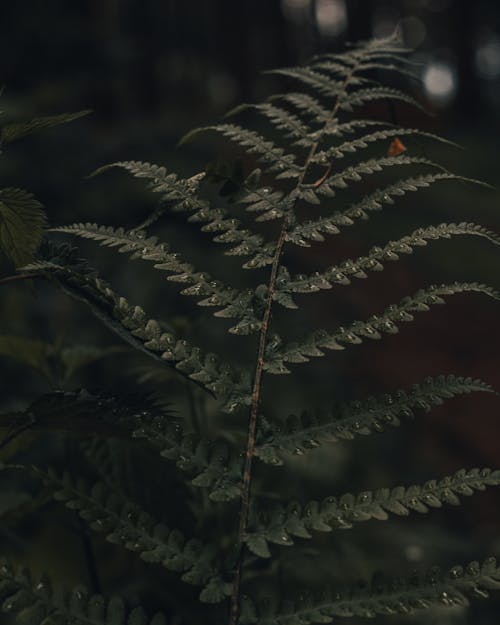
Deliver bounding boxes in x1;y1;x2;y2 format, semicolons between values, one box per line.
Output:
0;1;499;624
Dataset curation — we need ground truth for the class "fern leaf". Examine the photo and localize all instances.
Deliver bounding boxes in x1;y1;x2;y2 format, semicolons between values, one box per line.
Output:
236;179;292;223
255;375;493;464
265;283;500;373
0;560;166;625
227;103;315;147
314;60;421;82
22;255;251;410
280;223;500;295
312;127;458;164
52;223;260;332
180;124;301;179
4;464;229;602
1;110;91;144
264;67;350;98
0;187;46;266
0;389;241;504
246;468;500;555
286;173;470;246
92;160;206;231
339;86;428;113
247;557;500;623
295;156;444;207
269;93;331;123
0;389;139;439
92;161;266;259
205;165;294;227
129;412;243;502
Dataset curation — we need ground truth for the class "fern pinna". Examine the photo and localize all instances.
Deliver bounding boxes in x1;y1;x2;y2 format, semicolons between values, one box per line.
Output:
1;32;500;625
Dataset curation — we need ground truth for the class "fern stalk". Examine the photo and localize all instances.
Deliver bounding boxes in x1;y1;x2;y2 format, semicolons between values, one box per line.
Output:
230;59;364;625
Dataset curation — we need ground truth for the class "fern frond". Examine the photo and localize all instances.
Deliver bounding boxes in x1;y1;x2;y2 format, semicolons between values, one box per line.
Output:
0;389;129;439
234;172;294;223
311;127;458;164
265;283;500;373
180;125;301;179
246;468;500;556
5;464;230;603
52;223;260;333
22;257;251;409
266;33;411;102
314;60;421;82
19;389;245;502
264;67;349;97
0;560;166;625
286;173;471;246
129;412;243;502
255;375;493;464
246;557;500;624
1;110;91;144
227;103;315;147
339;86;428;113
0;389;242;502
280;223;500;295
268;93;331;123
295;156;445;207
92;161;266;259
269;96;389;136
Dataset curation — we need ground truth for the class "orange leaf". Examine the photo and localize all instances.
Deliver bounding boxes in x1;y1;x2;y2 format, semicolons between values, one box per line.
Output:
388;137;407;157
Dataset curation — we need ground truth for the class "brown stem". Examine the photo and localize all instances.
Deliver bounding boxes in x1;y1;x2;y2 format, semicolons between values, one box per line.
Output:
312;163;333;188
0;273;40;287
229;65;359;625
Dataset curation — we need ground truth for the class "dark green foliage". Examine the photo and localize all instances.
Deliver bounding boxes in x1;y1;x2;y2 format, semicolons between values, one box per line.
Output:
0;560;166;625
243;557;500;624
245;468;500;557
255;375;495;464
1;32;499;625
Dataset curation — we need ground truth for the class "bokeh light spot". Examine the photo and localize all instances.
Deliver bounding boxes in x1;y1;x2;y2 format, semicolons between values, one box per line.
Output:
315;0;347;37
423;61;457;105
476;35;500;80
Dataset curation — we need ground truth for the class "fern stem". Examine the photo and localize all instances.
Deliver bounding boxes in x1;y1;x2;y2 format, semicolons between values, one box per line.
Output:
229;65;359;625
0;272;41;286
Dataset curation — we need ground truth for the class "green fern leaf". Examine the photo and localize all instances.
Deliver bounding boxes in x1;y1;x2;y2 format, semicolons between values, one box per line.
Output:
339;86;428;113
246;557;500;623
246;468;500;555
314;60;421;82
280;222;500;295
269;92;331;123
227;103;314;147
180;124;301;179
51;223;260;330
286;173;473;246
265;283;500;373
0;187;46;266
91;161;263;254
295;156;445;207
129;412;243;502
255;375;493;464
22;257;251;410
264;66;369;98
311;127;457;164
5;464;228;602
0;560;166;625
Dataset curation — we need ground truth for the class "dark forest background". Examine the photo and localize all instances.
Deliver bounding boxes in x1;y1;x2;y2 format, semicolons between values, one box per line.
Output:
1;1;500;624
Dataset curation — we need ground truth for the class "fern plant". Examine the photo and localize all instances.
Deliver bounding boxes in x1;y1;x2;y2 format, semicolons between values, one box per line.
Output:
1;32;500;625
